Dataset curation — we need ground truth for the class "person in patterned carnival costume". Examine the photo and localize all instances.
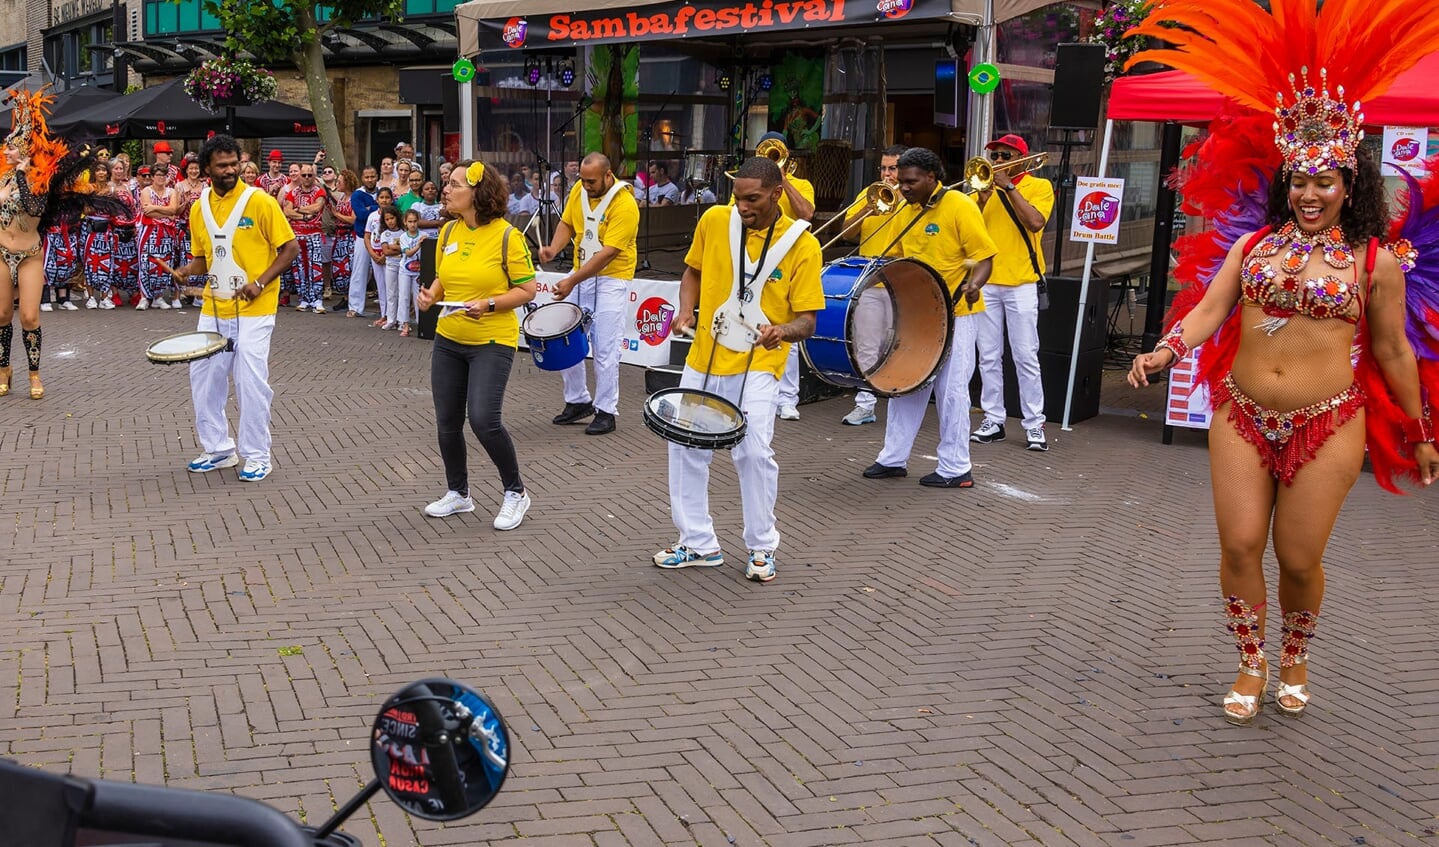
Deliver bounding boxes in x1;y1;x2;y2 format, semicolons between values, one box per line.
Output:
0;87;124;399
1125;0;1439;725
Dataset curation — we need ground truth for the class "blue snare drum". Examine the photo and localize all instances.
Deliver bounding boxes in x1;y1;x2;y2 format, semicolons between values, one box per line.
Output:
800;257;953;397
522;302;590;371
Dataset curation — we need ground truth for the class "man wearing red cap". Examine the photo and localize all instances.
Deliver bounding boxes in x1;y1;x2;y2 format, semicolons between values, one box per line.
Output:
259;150;286;197
971;133;1054;452
152;141;180;185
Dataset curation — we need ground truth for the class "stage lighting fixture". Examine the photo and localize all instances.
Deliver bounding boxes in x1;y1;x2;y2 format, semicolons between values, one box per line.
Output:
559;59;576;88
717;68;732;90
525;57;542;86
759;73;773;90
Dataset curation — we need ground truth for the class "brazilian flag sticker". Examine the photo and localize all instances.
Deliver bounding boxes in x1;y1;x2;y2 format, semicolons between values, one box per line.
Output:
452;58;476;83
968;63;1000;94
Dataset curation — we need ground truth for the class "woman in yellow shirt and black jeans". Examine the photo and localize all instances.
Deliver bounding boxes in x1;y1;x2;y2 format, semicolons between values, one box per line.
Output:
416;160;537;530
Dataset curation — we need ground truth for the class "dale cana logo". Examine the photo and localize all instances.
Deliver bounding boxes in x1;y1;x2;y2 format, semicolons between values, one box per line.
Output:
1077;191;1121;230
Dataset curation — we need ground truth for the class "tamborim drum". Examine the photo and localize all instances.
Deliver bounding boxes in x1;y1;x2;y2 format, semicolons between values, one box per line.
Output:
642;388;747;450
800;257;953;397
521;302;590;372
145;331;228;365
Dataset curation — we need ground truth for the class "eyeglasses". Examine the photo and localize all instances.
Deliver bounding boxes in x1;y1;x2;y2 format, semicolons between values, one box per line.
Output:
988;150;1015;161
323;169;335;176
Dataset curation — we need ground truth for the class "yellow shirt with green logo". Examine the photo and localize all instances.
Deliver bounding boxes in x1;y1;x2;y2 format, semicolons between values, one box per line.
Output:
189;187;296;318
893;186;998;317
560;181;640;280
682;206;826;378
434;219;537;347
979;176;1054;286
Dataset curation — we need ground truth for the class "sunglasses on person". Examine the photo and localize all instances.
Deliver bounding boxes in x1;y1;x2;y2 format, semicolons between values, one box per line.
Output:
988;150;1015;161
323;168;336;176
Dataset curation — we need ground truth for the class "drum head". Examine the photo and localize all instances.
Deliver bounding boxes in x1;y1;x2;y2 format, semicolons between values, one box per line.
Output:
145;331;228;365
856;259;952;395
522;302;584;339
643;388;747;450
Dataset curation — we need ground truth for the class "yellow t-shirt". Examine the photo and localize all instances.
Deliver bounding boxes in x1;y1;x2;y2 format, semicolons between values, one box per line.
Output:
979;176;1054;286
842;187;902;258
893;186;999;317
189;187;296;318
561;181;640;280
434;219;537;347
683;206;826;378
728;176;815;221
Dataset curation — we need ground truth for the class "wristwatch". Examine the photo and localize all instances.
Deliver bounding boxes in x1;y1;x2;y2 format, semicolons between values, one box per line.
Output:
487;298;497;313
1002;184;1017;192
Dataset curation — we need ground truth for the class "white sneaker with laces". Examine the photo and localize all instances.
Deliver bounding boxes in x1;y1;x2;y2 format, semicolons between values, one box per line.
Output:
238;459;272;481
40;302;53;312
494;490;531;530
153;298;171;310
85;297;98;309
135;298;149;310
171;297;183;309
777;404;800;421
99;298;116;310
60;301;79;311
1025;426;1049;452
424;490;475;518
841;406;876;426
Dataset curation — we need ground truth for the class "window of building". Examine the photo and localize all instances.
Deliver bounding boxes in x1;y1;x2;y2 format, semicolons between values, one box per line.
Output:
0;45;25;72
144;0;221;36
44;19;112;84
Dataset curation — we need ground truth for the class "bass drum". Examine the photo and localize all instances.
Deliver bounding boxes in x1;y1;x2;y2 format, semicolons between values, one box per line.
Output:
642;387;747;450
800;257;953;396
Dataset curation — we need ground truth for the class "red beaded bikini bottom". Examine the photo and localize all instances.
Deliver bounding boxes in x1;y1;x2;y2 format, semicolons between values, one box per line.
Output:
1213;374;1365;485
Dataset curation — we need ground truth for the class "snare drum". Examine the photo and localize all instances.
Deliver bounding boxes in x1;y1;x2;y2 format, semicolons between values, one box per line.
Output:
642;387;747;450
800;257;953;396
145;331;228;365
521;302;590;371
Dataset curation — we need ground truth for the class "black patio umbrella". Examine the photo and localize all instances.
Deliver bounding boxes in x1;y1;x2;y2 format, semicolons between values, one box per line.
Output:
49;77;316;140
0;85;121;131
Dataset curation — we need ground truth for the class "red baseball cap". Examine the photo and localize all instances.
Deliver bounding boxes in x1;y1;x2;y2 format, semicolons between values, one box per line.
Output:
153;141;173;154
985;134;1029;156
136;165;152;177
268;150;284;161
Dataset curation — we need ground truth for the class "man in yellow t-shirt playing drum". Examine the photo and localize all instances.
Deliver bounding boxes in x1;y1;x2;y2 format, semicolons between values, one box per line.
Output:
161;134;298;483
653;157;825;584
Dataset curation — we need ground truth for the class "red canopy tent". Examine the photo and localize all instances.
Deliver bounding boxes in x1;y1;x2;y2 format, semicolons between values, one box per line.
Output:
1107;50;1439;126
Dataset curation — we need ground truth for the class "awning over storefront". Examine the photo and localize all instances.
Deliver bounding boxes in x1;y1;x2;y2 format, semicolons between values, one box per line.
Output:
456;0;1058;57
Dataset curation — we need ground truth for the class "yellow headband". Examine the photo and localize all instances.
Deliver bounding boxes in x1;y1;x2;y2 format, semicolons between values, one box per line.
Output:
466;161;485;186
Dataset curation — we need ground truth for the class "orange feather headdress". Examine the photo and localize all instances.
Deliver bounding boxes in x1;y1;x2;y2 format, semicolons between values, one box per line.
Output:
1124;0;1439;173
1;87;69;197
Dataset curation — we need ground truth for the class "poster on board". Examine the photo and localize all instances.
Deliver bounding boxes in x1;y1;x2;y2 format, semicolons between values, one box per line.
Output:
1069;176;1125;245
1381;126;1429;177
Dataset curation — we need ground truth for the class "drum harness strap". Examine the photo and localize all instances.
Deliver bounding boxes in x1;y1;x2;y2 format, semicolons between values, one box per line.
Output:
577;182;628;320
874;186;947;263
196;185;260;351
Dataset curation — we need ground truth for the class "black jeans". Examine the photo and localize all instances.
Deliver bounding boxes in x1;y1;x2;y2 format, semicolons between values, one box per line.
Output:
431;336;524;496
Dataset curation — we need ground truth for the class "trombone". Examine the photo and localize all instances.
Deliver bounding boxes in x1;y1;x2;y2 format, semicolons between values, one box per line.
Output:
726;136;798;178
951;151;1050;193
815;181;903;251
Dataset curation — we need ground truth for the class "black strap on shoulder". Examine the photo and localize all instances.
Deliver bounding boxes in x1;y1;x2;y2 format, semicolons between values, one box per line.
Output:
996;189;1043;281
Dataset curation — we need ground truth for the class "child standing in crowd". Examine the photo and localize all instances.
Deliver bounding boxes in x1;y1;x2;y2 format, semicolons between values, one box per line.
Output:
378;206;404;331
413;180;443;231
396;209;426;337
367;187;394;328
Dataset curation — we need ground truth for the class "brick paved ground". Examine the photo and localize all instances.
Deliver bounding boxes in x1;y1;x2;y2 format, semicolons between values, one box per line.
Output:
2;306;1437;846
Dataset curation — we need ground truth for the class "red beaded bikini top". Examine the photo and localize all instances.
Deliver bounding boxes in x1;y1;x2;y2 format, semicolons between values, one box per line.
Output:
1239;221;1360;329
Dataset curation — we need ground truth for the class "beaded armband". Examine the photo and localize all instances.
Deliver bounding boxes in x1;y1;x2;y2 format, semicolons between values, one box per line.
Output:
1403;415;1435;444
1153;324;1189;368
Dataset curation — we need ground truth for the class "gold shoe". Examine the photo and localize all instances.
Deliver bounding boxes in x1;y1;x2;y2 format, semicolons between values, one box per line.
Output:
1224;660;1268;726
1275;659;1310;716
0;365;10;396
28;372;43;400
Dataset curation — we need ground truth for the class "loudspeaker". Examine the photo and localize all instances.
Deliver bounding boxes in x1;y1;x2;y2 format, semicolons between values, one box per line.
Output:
1049;43;1106;130
934;58;961;129
970;329;1104;424
417;238;439;340
1038;274;1107;355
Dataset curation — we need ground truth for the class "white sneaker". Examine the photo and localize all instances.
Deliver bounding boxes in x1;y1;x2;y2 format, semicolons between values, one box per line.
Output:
841;406;876;426
171;297;183;309
98;297;116;310
135;298;149;310
777;404;800;421
153;297;171;310
424;490;475;518
39;302;52;312
60;301;79;311
494;490;531;530
85;297;98;309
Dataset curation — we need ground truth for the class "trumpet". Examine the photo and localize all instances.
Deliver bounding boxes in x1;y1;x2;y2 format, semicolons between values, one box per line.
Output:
816;181;903;251
952;151;1050;193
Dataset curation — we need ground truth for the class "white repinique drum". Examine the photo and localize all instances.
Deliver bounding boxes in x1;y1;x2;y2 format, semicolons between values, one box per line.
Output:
145;331;228;365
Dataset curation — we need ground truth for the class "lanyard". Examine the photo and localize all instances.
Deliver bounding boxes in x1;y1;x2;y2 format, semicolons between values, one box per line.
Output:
736;217;779;304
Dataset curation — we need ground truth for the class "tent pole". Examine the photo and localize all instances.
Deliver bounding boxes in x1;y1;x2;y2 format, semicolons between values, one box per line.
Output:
1061;117;1114;431
963;0;995;163
1142;121;1183;353
460;79;476;159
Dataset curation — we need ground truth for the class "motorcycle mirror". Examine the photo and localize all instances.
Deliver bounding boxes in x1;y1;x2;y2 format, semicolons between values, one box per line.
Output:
370;678;510;821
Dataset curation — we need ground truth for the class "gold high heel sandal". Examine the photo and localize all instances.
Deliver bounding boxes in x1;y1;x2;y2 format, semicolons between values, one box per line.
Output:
1224;658;1268;726
0;365;10;396
28;372;43;399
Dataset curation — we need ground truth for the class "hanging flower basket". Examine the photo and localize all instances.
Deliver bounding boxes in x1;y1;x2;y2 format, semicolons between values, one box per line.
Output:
184;57;278;114
1087;0;1153;84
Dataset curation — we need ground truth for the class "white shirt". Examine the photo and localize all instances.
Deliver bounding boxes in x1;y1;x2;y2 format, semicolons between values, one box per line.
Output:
508;193;539;216
379;228;404;267
643;181;681;206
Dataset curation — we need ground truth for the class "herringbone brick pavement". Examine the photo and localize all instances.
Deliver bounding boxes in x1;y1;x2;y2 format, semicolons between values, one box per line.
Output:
1;307;1436;846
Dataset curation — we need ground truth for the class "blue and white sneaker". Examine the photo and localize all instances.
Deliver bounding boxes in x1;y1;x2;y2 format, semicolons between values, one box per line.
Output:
653;545;724;569
187;451;239;473
745;549;777;583
238;459;272;482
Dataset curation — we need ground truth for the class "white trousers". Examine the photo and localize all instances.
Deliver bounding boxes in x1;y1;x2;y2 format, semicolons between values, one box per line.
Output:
373;259;389;320
976;282;1045;430
876;315;978;477
668;365;781;553
777;344;801;407
347;236;372;314
851;285;893;414
190;312;276;463
560;275;627;414
390;269;419;325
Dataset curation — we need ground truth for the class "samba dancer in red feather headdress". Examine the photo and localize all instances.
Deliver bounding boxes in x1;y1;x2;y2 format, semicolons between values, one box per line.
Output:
1125;0;1439;726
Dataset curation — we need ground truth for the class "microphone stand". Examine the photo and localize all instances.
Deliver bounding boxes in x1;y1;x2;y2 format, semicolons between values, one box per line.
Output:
639;88;678;272
552;94;592;268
